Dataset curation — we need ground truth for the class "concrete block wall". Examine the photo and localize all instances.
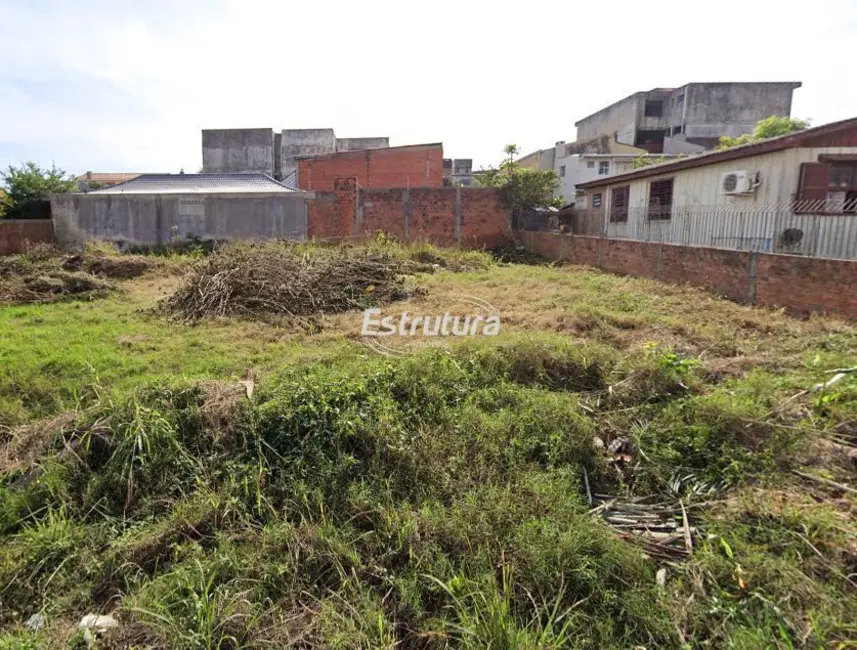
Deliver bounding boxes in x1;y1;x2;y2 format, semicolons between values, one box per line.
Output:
297;145;444;192
335;137;389;152
306;178;509;248
51;193;310;246
280;129;337;178
518;231;857;319
201;129;274;175
203;128;391;181
0;220;54;254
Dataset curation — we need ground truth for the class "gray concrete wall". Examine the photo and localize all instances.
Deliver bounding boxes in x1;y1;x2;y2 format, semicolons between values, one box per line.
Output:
576;93;642;141
202;128;274;175
52;193;309;247
682;82;801;139
663;135;707;155
335;137;389;152
280;129;337;177
576;82;800;145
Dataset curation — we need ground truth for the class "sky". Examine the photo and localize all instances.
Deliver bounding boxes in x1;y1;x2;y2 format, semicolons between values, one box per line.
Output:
1;0;856;176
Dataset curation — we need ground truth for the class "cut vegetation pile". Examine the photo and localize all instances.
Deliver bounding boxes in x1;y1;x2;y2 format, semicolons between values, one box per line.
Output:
62;252;154;279
0;256;112;305
160;244;423;321
0;247;161;306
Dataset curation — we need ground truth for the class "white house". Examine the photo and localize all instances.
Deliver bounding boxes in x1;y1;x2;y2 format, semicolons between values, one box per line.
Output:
557;153;671;206
575;116;857;260
518;134;675;204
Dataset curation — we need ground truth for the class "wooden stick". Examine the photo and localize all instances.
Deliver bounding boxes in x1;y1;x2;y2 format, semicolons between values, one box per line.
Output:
792;470;857;495
680;500;693;554
582;466;593;507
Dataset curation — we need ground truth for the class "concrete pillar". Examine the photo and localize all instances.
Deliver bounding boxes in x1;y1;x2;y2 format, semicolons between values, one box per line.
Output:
403;189;411;242
454;185;462;244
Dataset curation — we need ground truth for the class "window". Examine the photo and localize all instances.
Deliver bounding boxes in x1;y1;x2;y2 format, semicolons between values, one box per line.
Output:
610;186;630;223
587;161;595;168
559;165;566;178
592;193;602;208
644;99;664;117
796;160;857;213
830;163;857;189
647;179;674;220
598;161;610;176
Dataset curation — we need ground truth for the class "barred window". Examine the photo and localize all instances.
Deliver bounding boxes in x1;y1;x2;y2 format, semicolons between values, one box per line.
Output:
647;179;673;220
610;186;630;223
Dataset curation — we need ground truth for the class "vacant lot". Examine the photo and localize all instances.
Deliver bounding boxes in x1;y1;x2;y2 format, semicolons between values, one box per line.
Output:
0;242;855;649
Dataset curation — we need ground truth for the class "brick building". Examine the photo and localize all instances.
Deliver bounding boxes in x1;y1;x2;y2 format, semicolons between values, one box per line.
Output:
296;143;444;192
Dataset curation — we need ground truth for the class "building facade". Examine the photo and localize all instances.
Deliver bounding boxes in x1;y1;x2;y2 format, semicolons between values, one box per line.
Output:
296;144;444;192
443;158;474;186
518;134;669;203
52;173;310;247
201;128;389;182
575;117;857;260
575;82;802;155
556;153;675;204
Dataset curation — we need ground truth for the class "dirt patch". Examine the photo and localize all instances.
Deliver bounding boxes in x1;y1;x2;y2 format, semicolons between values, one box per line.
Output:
160;244;422;322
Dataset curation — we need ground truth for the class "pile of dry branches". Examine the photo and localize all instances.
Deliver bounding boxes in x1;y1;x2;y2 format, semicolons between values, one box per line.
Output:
160;244;419;321
588;489;701;560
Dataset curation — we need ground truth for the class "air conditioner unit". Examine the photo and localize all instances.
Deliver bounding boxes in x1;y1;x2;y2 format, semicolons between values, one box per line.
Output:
721;170;760;195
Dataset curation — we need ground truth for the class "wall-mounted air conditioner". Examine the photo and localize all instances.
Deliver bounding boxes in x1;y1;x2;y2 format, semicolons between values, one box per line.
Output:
721;170;761;195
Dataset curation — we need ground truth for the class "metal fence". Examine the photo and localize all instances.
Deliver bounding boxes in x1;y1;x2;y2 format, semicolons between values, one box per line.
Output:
547;203;857;261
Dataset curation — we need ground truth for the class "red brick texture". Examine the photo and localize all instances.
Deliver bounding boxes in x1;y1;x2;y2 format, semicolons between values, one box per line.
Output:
307;180;509;248
307;178;357;240
519;231;857;319
0;219;54;255
298;145;444;192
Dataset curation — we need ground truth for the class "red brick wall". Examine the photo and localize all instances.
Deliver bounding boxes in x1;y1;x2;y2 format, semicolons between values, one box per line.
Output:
297;145;444;192
0;220;54;255
460;190;509;248
520;231;857;319
307;178;356;240
307;180;509;248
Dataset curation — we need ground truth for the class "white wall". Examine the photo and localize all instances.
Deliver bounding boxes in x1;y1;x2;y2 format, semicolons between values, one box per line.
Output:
554;156;656;204
593;146;857;259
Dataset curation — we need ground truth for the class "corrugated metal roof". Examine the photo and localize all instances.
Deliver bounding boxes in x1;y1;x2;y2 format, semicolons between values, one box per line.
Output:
89;173;296;195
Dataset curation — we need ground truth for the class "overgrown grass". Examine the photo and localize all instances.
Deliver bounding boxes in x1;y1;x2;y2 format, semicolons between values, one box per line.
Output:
0;242;855;648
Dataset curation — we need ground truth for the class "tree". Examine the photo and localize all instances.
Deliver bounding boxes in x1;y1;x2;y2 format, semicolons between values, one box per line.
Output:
717;115;810;149
503;144;520;179
631;153;686;169
0;161;76;218
477;145;560;215
631;154;669;169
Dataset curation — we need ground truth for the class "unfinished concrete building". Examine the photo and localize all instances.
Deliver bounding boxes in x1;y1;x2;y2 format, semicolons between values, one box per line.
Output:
443;158;474;186
201;128;389;183
575;82;802;154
